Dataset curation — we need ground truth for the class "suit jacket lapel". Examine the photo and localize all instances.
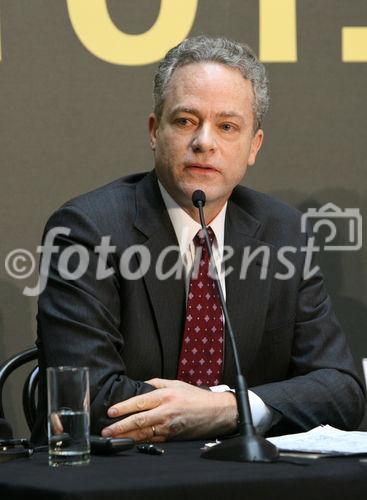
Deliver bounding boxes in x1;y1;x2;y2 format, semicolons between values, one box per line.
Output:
134;173;275;385
134;172;186;379
222;197;276;386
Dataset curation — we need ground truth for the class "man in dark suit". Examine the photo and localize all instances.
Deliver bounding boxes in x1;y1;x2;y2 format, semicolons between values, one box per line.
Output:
32;36;365;444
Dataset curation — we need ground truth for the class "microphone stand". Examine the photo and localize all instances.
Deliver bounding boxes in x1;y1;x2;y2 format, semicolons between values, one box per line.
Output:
193;191;279;463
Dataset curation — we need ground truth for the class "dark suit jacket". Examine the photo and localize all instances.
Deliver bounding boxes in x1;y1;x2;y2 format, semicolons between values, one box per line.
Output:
32;171;365;444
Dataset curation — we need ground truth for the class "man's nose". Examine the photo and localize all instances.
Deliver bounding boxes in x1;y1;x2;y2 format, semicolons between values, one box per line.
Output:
191;124;217;153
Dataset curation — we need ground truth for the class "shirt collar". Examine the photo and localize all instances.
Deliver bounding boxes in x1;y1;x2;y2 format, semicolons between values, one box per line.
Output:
158;180;227;259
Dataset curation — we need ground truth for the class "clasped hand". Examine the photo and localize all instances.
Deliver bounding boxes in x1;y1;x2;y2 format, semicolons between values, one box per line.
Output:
101;378;237;442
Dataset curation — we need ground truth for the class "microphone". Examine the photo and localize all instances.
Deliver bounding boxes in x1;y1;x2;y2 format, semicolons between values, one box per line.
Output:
192;189;206;208
192;190;279;463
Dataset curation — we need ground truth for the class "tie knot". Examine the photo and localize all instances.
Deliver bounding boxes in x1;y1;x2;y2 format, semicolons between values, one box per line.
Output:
194;227;215;248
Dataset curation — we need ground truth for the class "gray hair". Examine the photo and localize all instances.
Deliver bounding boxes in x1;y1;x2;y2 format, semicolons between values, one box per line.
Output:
153;36;269;131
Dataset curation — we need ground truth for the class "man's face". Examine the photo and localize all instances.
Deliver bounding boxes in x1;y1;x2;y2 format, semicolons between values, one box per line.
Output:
149;62;263;216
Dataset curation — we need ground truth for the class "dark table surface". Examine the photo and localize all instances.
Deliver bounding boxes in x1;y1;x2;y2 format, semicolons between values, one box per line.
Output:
0;441;367;500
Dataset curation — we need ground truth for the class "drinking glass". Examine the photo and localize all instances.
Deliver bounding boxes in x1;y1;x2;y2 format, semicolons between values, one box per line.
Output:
47;366;90;466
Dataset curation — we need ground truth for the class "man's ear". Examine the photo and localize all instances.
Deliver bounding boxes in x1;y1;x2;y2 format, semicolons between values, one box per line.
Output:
148;113;159;150
248;128;264;166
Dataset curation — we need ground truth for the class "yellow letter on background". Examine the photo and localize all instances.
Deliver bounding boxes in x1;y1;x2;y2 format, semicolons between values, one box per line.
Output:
342;27;367;62
66;0;198;66
259;0;297;62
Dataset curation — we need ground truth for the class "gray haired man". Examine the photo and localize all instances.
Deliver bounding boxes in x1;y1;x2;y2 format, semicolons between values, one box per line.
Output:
33;36;365;445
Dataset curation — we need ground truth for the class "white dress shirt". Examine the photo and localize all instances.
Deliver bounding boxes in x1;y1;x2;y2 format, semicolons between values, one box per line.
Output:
158;181;273;435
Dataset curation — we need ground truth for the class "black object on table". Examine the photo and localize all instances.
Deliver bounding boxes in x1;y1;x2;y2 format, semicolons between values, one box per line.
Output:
0;440;366;500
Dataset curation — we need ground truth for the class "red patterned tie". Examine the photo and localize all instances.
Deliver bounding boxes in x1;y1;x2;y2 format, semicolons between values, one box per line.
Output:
177;227;224;387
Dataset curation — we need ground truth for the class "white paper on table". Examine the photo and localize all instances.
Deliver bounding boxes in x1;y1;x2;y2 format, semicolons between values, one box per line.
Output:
362;358;367;389
267;425;367;455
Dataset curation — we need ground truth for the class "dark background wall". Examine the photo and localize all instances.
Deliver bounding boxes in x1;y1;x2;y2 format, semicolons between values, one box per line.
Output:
0;0;366;437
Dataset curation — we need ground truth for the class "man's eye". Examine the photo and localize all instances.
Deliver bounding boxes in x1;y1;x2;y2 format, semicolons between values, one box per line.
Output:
220;123;235;132
175;118;190;126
